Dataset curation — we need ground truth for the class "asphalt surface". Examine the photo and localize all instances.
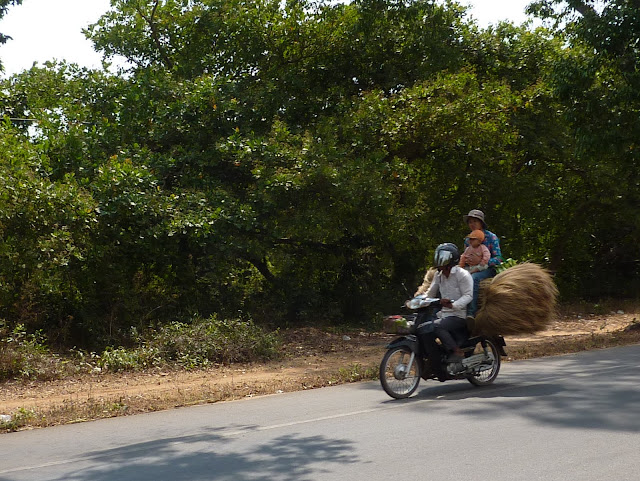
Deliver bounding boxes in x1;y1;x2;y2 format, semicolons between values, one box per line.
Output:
1;344;639;481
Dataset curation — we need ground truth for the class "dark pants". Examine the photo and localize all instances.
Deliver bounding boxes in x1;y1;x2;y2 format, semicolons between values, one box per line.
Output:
433;315;467;351
417;315;467;381
468;267;496;316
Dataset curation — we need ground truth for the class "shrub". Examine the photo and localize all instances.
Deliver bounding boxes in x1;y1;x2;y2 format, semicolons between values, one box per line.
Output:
0;315;281;377
146;315;281;368
95;346;161;372
0;322;62;381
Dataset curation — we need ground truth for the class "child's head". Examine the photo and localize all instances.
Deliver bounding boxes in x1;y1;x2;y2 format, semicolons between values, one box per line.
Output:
467;229;485;247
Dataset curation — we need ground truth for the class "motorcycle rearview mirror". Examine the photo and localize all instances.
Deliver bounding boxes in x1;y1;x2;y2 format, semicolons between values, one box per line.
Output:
401;282;412;307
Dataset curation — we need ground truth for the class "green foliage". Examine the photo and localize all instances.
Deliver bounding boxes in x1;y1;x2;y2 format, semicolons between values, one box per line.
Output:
0;125;98;342
495;258;518;274
88;0;469;127
145;315;281;368
96;346;161;372
0;315;280;378
0;322;62;381
524;0;640;296
0;0;638;351
0;407;35;432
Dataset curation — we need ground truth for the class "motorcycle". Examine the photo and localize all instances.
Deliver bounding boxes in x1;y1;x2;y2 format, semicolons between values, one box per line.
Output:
380;295;507;399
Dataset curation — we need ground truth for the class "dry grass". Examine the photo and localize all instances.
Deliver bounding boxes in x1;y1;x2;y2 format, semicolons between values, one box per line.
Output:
506;325;640;360
475;263;559;335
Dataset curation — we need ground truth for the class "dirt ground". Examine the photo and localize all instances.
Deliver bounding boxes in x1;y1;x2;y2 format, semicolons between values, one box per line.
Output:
1;308;639;430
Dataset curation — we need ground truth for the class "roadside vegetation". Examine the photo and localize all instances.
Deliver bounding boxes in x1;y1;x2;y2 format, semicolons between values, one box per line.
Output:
0;316;280;382
1;302;638;432
2;299;637;385
1;0;639;357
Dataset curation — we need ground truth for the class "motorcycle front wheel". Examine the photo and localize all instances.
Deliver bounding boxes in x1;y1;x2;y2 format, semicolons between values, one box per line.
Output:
466;338;501;386
379;346;421;399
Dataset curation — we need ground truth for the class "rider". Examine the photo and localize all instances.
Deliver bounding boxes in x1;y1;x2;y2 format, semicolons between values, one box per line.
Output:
463;209;503;317
419;243;473;366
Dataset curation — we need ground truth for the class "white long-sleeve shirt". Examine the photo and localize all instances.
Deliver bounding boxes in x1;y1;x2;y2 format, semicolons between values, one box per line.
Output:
425;265;473;319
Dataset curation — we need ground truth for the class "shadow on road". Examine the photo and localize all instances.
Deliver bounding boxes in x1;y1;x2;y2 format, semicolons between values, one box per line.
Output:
372;345;640;432
38;428;359;481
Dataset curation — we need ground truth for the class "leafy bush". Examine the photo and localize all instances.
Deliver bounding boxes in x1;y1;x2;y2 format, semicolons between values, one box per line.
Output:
146;315;281;368
92;315;281;372
0;322;62;381
95;346;161;372
0;315;281;378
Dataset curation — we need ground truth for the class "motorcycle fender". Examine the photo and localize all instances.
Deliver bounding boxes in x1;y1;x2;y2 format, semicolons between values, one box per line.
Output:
385;335;419;353
492;336;508;357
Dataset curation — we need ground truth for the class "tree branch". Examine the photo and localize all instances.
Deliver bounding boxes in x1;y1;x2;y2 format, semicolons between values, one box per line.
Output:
240;254;276;283
566;0;598;20
135;0;174;70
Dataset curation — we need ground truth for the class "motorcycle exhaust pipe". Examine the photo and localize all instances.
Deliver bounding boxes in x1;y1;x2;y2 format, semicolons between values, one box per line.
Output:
461;352;493;368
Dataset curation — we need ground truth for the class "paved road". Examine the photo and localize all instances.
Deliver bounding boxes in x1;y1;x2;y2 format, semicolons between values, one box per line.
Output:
1;344;639;481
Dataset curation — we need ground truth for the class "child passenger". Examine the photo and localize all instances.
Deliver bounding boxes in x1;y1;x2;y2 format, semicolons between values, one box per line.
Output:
459;230;490;274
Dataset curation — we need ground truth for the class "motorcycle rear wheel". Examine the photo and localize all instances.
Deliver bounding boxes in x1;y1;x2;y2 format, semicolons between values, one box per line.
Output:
466;338;501;386
380;346;421;399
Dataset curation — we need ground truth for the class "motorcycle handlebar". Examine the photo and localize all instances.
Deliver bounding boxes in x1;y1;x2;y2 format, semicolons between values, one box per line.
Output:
404;297;441;310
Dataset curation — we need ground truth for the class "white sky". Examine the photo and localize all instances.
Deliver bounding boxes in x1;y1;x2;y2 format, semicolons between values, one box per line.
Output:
0;0;535;78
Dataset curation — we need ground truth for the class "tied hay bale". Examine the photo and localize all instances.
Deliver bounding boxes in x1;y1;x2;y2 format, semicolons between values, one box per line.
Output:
415;267;437;295
477;277;493;304
424;267;436;287
474;263;559;336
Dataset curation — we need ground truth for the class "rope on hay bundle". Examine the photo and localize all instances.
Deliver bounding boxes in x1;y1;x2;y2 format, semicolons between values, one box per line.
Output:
474;262;558;336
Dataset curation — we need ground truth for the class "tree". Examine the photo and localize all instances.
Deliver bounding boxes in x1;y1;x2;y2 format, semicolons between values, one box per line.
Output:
87;0;471;129
0;121;98;344
526;0;640;296
2;0;638;350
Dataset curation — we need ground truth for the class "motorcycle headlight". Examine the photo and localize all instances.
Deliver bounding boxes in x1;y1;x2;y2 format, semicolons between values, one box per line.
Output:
405;298;422;309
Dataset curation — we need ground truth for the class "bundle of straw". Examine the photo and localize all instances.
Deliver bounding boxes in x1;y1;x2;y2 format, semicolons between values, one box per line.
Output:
414;267;437;296
474;263;558;336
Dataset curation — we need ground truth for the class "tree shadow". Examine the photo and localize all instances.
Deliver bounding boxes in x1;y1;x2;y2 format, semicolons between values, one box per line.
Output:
377;346;640;432
45;427;359;481
367;347;640;432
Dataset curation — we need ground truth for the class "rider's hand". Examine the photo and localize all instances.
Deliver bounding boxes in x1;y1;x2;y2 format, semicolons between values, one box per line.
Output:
441;298;453;308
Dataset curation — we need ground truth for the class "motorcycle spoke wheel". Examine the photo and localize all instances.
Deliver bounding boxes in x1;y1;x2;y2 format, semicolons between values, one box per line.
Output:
466;339;501;386
379;346;421;399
